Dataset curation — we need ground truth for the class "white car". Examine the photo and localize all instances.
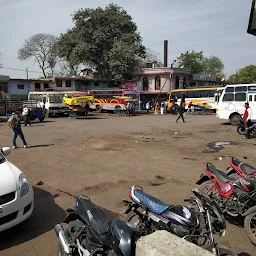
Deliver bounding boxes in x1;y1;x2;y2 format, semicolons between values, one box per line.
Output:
0;147;34;232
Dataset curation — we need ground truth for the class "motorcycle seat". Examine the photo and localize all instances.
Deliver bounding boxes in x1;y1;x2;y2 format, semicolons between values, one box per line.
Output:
206;163;232;183
231;157;242;167
240;163;256;175
76;196;110;235
133;189;170;214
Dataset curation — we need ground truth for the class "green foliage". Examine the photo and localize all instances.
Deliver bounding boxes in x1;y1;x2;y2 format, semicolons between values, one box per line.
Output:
177;51;204;74
177;51;224;76
229;65;256;84
56;4;146;80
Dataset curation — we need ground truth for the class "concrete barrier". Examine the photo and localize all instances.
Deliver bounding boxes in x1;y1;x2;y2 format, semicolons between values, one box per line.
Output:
136;231;214;256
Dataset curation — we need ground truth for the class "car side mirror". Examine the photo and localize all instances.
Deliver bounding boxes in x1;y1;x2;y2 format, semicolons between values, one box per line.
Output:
1;147;11;156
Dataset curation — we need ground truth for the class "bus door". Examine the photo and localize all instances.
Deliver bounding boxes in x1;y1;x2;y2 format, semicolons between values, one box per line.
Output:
248;93;256;119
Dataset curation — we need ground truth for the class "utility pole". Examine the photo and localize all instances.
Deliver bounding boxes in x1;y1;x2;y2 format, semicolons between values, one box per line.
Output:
26;68;28;79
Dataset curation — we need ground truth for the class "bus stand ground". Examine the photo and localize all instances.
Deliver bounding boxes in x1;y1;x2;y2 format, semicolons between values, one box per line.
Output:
0;113;255;256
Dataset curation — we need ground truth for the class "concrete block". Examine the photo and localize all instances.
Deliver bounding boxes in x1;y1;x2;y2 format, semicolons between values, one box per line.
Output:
136;231;214;256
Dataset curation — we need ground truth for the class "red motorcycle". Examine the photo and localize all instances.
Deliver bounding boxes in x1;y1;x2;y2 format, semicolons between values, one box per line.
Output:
197;162;256;246
226;157;256;179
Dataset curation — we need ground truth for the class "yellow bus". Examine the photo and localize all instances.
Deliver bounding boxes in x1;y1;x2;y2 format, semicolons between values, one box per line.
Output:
167;87;224;110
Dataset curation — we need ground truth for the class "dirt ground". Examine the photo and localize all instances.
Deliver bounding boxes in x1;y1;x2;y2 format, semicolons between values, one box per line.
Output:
0;112;255;256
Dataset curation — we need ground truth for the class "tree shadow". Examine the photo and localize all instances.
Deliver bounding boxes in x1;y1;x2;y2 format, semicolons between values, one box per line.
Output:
29;144;55;148
0;186;66;250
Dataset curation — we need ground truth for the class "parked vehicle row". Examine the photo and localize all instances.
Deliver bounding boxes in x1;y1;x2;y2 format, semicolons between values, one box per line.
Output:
55;186;237;255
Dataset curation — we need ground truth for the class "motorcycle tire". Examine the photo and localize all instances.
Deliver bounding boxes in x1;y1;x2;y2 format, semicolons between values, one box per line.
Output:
244;211;256;246
216;244;237;256
237;126;245;135
203;244;237;256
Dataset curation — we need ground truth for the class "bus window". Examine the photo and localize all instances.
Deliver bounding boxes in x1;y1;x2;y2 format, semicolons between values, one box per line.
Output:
223;93;234;102
226;87;234;93
235;93;246;102
186;91;194;98
235;86;247;92
249;95;253;102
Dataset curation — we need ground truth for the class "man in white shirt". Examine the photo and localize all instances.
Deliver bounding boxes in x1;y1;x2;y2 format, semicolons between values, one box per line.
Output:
146;101;151;115
22;106;31;126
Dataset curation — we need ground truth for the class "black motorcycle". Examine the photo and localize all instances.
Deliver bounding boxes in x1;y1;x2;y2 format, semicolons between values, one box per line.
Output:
237;119;256;137
123;185;236;256
54;195;137;256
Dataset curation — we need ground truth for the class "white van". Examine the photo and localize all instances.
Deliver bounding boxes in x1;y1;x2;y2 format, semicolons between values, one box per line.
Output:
28;91;86;117
216;84;256;125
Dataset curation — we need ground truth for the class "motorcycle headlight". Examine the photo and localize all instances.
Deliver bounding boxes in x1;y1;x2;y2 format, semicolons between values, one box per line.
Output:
19;173;30;198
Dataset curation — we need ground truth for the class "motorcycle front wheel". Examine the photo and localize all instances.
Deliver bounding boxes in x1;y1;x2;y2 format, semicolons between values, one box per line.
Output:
244;211;256;246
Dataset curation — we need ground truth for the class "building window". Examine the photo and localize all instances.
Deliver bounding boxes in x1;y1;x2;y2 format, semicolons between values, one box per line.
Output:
44;83;49;89
17;84;24;90
94;81;99;86
56;80;62;87
35;83;41;90
66;80;71;87
143;77;149;91
155;76;161;90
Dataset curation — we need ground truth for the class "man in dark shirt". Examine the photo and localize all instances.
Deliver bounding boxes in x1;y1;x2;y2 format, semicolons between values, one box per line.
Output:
176;102;185;123
8;112;29;148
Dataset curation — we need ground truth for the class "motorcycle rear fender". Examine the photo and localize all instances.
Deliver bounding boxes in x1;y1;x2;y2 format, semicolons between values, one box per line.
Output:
242;206;256;216
196;175;210;185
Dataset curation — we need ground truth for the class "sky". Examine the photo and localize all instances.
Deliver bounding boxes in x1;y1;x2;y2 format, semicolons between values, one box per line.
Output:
0;0;254;79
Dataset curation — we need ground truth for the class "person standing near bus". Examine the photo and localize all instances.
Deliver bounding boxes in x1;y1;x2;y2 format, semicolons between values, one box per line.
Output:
146;101;151;115
243;102;252;139
22;105;31;126
176;102;185;123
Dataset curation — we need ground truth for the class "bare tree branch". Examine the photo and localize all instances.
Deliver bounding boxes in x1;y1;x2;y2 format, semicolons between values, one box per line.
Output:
18;33;57;78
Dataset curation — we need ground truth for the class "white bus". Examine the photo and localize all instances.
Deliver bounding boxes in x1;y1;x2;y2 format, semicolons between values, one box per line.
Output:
216;84;256;125
28;91;86;116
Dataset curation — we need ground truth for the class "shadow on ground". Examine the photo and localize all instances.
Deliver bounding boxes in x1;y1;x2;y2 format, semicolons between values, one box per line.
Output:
29;144;55;148
0;186;66;251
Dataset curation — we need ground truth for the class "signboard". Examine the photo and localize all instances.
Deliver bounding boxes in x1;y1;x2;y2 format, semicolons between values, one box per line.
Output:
121;81;137;89
248;0;256;36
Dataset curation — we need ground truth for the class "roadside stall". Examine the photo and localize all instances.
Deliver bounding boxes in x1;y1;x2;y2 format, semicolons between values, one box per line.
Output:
63;96;94;119
112;96;133;116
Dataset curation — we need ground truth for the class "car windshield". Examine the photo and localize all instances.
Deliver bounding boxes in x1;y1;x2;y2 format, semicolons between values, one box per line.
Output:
0;152;6;164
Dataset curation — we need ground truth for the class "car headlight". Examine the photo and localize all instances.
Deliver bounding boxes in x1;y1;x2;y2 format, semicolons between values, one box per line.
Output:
19;173;30;198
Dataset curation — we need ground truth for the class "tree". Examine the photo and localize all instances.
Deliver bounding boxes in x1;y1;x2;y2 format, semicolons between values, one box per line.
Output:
56;4;146;80
177;51;224;76
177;51;204;74
202;56;224;76
18;33;57;78
229;65;256;84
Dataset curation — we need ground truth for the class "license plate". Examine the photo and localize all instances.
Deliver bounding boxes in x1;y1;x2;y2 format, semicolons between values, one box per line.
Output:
0;208;4;216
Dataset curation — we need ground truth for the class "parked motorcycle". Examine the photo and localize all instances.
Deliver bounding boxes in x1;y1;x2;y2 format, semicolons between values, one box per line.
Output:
197;162;256;245
226;157;256;179
54;195;138;256
123;185;236;255
237;120;256;137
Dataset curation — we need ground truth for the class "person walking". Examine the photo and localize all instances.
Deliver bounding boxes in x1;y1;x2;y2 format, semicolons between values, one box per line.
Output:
187;101;193;114
85;102;90;118
7;112;29;148
155;102;160;115
176;102;185;123
160;101;165;115
243;102;253;139
146;101;151;115
22;105;31;126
